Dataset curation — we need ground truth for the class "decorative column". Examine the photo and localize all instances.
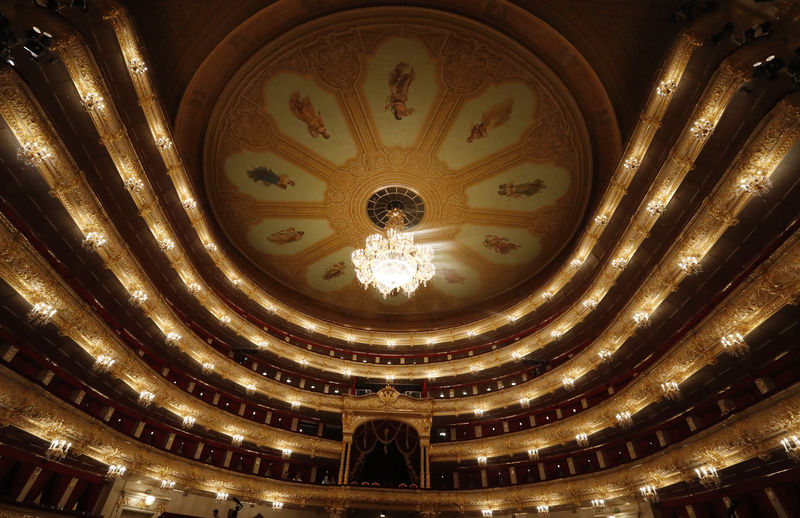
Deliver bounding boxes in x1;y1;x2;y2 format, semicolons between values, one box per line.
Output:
337;439;348;485
338;433;353;485
419;438;431;488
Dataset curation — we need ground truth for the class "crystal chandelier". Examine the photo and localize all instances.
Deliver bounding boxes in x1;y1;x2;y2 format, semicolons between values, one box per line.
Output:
352;208;434;297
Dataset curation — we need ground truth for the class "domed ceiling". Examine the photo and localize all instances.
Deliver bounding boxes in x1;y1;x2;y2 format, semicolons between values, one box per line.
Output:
203;7;593;321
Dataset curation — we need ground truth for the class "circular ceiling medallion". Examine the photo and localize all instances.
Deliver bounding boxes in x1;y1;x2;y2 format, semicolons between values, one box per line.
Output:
366;186;425;229
202;6;594;327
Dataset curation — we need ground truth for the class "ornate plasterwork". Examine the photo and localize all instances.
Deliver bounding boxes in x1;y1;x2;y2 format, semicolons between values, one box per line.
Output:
1;62;799;427
98;0;707;344
2;363;799;511
341;387;433;438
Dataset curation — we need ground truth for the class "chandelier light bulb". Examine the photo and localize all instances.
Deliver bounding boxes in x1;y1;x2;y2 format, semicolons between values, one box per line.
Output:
738;169;772;195
46;439;72;461
640;485;659;503
81;92;105;111
646;199;665;215
633;311;650;327
27;302;57;325
106;464;127;479
616;411;633;428
661;381;680;400
781;436;800;462
678;256;701;274
656;80;677;97
695;465;720;488
351;208;434;298
17;141;53;166
138;390;155;406
720;332;749;357
83;231;107;250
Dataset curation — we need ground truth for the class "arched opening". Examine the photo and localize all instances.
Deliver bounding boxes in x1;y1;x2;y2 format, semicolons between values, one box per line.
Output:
349;420;420;488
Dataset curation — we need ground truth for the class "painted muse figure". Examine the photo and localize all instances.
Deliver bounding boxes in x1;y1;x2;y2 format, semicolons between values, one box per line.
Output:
467;97;513;142
247;166;295;189
289;92;330;139
386;62;416;120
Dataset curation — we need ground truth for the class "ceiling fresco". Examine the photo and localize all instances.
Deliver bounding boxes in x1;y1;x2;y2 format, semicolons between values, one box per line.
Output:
204;7;593;319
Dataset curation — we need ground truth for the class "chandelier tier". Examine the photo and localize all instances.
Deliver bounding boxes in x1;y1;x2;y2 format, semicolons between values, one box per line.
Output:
352;207;434;298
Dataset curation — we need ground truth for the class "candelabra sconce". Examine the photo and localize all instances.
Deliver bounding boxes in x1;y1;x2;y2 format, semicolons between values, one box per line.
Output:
201;362;215;375
569;259;583;270
46;439;71;461
720;332;749;358
738;169;772;195
281;449;292;460
695;465;720;488
583;298;598;310
81;92;105;111
657;80;677;97
215;491;228;501
598;350;612;364
231;434;243;447
633;311;650;327
481;510;492;517
160;480;175;490
661;382;680;400
562;376;575;390
611;257;628;270
616;411;633;428
182;197;197;210
27;302;57;326
576;433;589;447
93;355;115;373
690;118;715;138
266;304;276;313
17;141;53;166
781;436;800;462
528;448;539;461
477;456;488;466
550;329;564;340
678;256;701;275
290;400;301;410
466;330;476;339
124;176;144;192
640;485;659;503
520;398;530;409
646;199;665;216
129;57;148;74
83;231;107;251
297;357;309;368
106;464;127;480
155;136;173;150
536;505;549;515
158;238;175;252
541;291;554;301
426;337;436;345
272;502;284;510
129;289;148;305
257;341;269;350
186;282;201;295
165;332;181;346
181;416;195;430
245;384;255;395
590;499;606;511
594;214;609;226
511;351;522;363
138;390;155;407
471;365;481;375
